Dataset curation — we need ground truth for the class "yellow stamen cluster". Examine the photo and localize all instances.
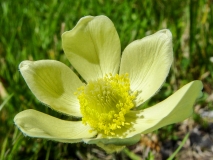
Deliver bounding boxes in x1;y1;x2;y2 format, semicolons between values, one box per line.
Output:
76;73;137;136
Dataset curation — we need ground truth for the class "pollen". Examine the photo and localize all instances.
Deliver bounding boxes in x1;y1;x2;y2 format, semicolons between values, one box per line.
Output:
76;73;137;136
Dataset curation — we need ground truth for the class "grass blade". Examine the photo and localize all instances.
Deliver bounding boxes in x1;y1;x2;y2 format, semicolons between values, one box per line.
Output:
167;133;190;160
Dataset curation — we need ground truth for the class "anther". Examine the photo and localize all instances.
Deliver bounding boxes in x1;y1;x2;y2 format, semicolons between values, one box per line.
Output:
76;73;136;135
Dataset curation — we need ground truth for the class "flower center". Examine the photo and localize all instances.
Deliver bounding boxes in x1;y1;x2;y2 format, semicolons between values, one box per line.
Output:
76;73;137;136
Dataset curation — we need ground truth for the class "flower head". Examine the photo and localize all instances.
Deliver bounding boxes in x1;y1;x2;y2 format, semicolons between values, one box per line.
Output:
14;15;203;153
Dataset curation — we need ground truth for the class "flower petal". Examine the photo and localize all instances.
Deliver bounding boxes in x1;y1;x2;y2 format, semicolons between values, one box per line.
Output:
96;143;125;153
120;29;173;106
84;80;202;144
62;15;121;82
126;80;203;137
14;109;96;141
84;134;141;146
19;60;83;117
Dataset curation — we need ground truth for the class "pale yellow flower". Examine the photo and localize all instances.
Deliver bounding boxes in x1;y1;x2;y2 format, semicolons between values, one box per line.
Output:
14;15;203;153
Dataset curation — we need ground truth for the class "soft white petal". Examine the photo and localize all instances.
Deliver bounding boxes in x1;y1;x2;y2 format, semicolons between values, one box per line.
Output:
19;60;83;117
84;134;141;146
14;109;96;141
120;29;173;106
84;80;202;144
96;143;125;153
126;80;203;137
62;15;121;82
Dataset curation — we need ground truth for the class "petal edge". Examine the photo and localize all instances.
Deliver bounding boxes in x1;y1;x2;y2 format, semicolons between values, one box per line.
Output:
19;60;83;117
120;29;173;106
14;109;97;141
62;15;121;82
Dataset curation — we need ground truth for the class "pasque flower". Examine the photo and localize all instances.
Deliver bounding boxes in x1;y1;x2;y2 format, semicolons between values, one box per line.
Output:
14;15;203;153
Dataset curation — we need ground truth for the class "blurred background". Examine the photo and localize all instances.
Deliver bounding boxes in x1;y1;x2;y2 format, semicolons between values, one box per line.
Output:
0;0;212;159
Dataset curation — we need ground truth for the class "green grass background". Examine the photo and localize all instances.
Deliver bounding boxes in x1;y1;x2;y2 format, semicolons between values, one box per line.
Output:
0;0;213;159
